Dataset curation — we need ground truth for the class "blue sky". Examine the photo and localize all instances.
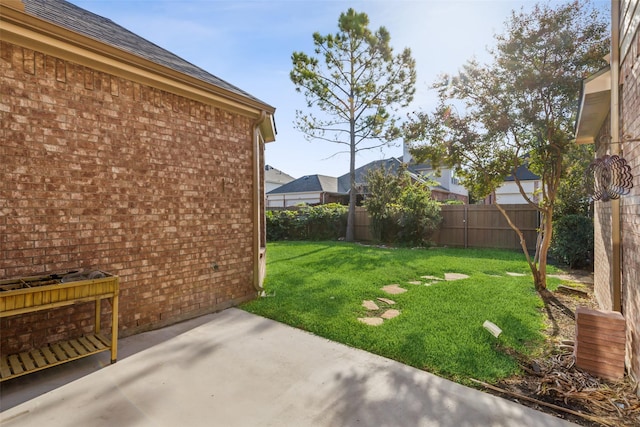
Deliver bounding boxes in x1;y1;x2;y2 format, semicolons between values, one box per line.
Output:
71;0;609;179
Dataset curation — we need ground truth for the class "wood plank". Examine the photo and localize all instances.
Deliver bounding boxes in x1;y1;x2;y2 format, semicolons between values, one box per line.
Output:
576;339;626;356
14;294;25;310
4;296;15;311
8;354;24;375
18;352;36;371
51;343;69;361
69;339;88;356
60;341;78;358
86;335;105;349
93;333;111;348
78;336;97;352
24;292;33;308
0;357;12;378
41;346;59;364
576;330;626;344
30;349;48;368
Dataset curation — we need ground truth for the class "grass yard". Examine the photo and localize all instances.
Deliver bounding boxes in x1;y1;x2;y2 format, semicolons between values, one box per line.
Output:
242;241;561;384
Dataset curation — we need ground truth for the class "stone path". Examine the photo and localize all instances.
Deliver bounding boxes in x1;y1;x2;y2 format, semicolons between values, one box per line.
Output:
357;285;405;325
358;271;530;326
381;284;407;294
506;272;526;277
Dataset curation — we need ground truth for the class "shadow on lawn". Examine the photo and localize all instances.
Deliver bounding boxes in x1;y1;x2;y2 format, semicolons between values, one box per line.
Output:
539;289;575;337
267;245;331;264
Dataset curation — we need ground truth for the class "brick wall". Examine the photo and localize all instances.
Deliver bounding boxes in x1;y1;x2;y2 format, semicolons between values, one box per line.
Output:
593;117;614;310
1;41;259;355
620;23;640;383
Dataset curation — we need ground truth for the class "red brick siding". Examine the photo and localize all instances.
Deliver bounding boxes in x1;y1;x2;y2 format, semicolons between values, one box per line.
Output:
1;41;258;355
620;21;640;383
593;116;614;310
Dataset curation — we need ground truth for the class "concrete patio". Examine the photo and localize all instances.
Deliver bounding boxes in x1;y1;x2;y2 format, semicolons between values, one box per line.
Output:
0;308;577;426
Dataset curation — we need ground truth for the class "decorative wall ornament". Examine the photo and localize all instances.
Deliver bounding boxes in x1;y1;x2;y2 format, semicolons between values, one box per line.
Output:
586;155;634;202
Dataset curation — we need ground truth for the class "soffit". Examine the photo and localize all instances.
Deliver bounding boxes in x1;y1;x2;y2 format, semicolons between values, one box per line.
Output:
575;67;611;145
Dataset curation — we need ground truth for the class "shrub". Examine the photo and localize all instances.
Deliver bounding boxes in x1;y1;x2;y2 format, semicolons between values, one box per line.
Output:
394;182;442;246
364;165;441;246
550;214;593;269
266;209;302;240
304;203;348;240
266;203;347;241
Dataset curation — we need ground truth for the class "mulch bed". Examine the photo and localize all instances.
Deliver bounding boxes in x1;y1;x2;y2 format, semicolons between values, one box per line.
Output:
484;275;640;426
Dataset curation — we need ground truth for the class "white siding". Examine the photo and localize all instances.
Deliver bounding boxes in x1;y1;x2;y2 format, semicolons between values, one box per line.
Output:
266;192;322;208
494;181;540;204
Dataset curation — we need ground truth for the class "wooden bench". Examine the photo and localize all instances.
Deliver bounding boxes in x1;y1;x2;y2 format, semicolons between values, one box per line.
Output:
0;272;119;382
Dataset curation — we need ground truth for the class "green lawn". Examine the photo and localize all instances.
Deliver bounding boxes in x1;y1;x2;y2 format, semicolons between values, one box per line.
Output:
242;241;561;383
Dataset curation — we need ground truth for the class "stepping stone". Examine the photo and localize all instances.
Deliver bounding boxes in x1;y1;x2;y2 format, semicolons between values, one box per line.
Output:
362;300;379;310
381;309;400;320
358;317;383;326
444;273;470;281
377;297;396;305
381;284;407;295
506;272;526;277
422;275;442;281
408;281;422;285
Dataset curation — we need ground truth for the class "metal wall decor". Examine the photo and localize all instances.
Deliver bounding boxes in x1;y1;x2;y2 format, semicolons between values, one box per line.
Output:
586;155;634;202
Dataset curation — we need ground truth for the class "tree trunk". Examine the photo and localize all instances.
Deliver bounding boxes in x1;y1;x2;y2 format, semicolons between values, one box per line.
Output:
494;203;547;292
534;209;554;292
345;117;357;242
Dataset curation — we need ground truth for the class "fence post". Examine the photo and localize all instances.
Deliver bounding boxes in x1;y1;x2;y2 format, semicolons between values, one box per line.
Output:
464;205;468;248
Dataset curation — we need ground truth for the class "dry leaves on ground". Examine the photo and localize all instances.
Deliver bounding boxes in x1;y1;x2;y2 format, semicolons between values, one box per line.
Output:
490;275;640;427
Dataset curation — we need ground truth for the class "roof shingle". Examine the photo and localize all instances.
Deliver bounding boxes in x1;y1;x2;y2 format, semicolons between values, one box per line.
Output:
22;0;272;109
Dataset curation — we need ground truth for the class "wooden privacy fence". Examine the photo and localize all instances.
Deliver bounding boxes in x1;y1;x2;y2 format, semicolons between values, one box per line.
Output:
355;205;540;251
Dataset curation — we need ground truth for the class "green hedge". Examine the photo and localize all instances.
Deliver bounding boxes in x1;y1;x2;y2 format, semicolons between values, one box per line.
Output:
550;214;593;269
266;203;348;241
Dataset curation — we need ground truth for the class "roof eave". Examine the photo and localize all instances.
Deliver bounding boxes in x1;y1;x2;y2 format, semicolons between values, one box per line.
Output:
0;3;275;121
575;66;611;145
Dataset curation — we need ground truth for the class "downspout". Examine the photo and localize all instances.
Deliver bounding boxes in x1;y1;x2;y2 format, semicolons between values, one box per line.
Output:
611;0;622;312
252;111;267;291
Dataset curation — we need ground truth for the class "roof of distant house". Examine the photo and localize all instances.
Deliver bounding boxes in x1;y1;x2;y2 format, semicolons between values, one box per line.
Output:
505;164;540;181
268;157;466;196
21;0;273;110
267;174;339;194
264;165;295;185
337;158;404;193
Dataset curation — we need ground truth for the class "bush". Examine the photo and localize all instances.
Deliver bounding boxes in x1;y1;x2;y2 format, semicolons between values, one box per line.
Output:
266;209;303;240
550;214;593;269
363;166;441;246
394;182;442;246
266;203;347;241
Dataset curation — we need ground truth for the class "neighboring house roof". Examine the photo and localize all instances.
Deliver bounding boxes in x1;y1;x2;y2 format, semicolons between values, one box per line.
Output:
267;175;339;195
504;164;540;182
271;157;467;198
337;158;404;193
21;0;272;110
264;165;295;185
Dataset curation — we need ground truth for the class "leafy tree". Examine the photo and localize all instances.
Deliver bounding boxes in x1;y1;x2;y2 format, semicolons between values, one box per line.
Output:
395;181;441;246
363;165;407;241
363;166;440;246
290;9;416;242
404;1;608;291
555;143;594;218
